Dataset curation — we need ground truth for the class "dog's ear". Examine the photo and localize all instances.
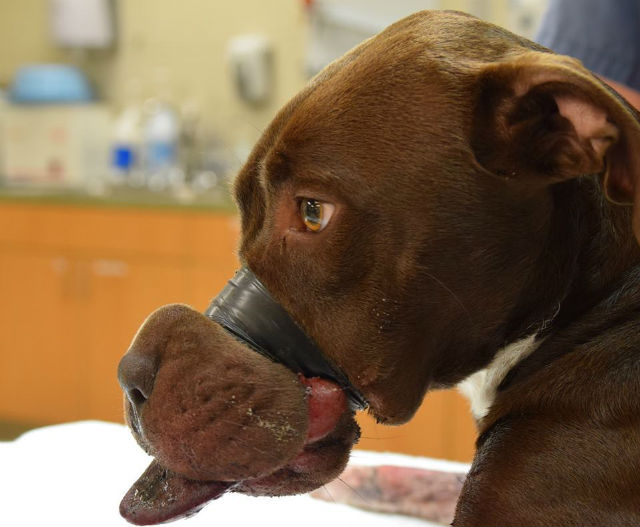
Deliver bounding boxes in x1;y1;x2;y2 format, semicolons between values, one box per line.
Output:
472;51;640;240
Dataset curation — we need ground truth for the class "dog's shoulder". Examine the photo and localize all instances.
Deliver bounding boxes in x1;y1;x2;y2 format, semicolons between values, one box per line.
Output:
456;270;640;524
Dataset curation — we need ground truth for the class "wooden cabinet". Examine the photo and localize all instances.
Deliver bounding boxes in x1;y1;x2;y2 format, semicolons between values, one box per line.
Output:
0;203;240;424
0;250;84;422
0;202;476;461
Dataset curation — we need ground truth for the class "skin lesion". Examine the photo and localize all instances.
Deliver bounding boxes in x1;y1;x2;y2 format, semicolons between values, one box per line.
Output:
245;407;299;443
311;464;466;524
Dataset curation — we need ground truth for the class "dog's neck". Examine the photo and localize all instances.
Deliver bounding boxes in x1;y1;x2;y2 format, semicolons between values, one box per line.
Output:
505;176;640;344
459;333;539;420
553;178;639;321
461;176;640;422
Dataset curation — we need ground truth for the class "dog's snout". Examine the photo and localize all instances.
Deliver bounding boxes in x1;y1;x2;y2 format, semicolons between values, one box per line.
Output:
118;351;157;408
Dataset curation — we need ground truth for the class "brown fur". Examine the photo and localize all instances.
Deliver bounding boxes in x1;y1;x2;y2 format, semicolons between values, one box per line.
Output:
119;10;640;524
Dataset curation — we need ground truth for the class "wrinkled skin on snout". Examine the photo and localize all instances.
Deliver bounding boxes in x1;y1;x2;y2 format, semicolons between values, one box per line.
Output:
122;305;311;482
118;304;357;524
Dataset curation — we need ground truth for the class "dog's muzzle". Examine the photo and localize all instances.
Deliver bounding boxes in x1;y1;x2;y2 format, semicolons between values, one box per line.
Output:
205;266;367;410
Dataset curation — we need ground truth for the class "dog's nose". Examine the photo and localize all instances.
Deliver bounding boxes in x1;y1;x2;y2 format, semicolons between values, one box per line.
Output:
117;351;157;409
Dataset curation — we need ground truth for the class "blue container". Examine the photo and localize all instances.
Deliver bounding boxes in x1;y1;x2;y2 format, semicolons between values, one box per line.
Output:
9;64;93;104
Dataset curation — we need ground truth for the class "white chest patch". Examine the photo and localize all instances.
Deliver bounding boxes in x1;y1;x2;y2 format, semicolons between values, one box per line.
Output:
457;333;539;421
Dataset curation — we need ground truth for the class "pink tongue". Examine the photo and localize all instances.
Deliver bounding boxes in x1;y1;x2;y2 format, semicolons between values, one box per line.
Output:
300;376;348;443
119;460;234;525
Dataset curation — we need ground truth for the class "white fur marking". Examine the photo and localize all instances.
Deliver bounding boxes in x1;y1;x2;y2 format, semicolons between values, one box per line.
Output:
457;334;539;421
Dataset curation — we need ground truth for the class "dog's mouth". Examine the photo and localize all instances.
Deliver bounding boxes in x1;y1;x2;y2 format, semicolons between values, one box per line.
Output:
118;268;367;525
120;374;360;525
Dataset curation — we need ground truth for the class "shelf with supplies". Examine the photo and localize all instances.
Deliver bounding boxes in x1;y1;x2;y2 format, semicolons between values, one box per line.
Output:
0;184;236;213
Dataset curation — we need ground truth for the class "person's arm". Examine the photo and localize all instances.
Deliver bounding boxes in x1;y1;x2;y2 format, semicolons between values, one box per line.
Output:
536;0;640;104
602;76;640;112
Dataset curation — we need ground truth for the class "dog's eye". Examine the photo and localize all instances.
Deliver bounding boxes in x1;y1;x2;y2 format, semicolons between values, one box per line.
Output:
299;198;334;232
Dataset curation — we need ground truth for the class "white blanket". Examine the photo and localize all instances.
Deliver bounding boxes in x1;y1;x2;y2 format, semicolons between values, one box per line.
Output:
0;421;469;527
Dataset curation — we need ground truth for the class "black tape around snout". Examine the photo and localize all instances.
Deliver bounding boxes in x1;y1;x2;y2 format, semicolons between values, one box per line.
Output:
205;267;367;410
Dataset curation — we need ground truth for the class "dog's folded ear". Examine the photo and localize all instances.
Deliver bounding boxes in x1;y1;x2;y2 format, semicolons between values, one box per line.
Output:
471;51;640;241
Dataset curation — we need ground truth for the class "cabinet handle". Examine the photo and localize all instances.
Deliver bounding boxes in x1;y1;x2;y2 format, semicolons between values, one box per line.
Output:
52;256;76;299
92;259;129;277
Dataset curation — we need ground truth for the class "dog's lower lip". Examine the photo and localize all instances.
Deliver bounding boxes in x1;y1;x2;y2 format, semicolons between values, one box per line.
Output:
288;420;361;473
288;445;325;473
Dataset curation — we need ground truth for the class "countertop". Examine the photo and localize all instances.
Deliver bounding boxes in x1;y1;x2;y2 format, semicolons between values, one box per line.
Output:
0;185;238;213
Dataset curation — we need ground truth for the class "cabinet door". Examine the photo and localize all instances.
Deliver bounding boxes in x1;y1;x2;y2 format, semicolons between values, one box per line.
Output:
81;256;189;423
0;250;83;423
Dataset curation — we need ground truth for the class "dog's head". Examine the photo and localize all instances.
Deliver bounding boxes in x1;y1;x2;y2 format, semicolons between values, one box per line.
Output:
117;10;640;524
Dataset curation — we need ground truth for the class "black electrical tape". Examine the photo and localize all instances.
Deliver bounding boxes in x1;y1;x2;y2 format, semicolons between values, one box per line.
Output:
205;267;367;410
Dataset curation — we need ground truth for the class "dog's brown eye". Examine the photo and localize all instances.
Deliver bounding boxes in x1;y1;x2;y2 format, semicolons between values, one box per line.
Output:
299;198;334;232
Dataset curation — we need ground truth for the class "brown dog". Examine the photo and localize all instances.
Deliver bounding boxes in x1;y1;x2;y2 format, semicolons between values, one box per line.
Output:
117;10;640;526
